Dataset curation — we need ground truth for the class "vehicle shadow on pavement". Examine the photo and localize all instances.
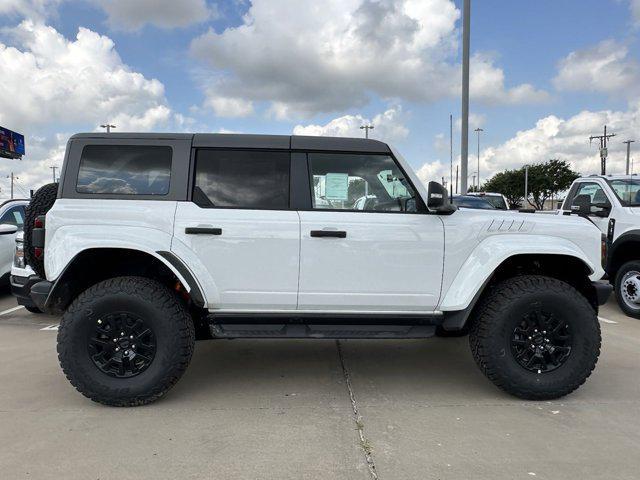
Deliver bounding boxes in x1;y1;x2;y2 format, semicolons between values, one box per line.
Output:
169;337;503;406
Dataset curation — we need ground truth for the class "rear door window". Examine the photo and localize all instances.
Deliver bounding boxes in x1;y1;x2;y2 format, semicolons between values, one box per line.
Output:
193;150;290;209
76;145;172;195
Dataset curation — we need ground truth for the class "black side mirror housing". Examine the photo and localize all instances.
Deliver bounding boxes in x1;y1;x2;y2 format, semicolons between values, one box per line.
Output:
571;194;592;217
427;182;456;214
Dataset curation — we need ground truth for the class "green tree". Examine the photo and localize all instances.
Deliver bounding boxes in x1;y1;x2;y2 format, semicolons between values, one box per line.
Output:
482;169;525;209
525;159;580;210
483;159;579;210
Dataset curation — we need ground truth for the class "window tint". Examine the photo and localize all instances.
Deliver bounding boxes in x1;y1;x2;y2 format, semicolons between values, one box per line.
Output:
308;153;418;212
77;145;172;195
574;183;611;206
609;179;640;206
0;205;25;230
193;150;290;209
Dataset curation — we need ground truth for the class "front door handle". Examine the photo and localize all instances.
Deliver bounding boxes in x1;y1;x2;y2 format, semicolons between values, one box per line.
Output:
185;227;222;235
310;230;347;238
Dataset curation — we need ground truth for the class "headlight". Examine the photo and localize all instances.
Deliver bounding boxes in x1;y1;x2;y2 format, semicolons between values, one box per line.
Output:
13;239;25;269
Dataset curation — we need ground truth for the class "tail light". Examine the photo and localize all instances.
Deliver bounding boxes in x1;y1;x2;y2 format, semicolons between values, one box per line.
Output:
601;234;608;269
34;247;43;259
34;217;44;228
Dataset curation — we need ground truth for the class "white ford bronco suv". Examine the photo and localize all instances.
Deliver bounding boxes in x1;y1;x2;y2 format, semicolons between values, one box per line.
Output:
559;175;640;318
17;133;611;406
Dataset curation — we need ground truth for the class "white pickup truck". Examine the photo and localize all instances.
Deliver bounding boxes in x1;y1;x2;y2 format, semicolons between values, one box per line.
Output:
15;133;611;406
559;175;640;318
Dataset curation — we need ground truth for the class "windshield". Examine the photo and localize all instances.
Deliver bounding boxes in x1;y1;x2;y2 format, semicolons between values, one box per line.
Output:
483;196;508;210
607;179;640;207
452;196;496;210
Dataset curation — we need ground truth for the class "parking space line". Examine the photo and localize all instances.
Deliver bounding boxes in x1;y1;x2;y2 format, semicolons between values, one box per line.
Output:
40;324;59;331
598;317;618;324
0;305;24;316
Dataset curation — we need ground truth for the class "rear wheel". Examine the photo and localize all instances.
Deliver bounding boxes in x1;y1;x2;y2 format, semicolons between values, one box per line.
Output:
614;260;640;319
24;182;58;278
469;275;600;400
57;276;195;406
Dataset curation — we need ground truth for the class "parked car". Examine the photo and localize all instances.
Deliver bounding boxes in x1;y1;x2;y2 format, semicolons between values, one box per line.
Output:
452;195;496;210
560;174;640;318
10;231;42;313
16;133;610;406
0;199;28;285
467;192;510;210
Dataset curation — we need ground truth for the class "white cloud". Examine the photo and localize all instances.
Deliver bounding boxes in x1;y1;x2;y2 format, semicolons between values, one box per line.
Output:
0;21;178;198
205;94;254;118
191;0;548;118
96;0;215;31
554;39;639;96
293;106;409;143
415;102;640;187
0;0;61;20
0;21;170;132
630;0;640;25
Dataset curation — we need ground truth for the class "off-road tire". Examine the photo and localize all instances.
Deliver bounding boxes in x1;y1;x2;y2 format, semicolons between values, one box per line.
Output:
24;182;58;278
614;260;640;319
25;306;43;314
57;276;195;406
469;275;601;400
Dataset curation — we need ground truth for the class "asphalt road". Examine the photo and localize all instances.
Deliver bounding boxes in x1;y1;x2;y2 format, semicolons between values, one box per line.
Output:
0;289;639;480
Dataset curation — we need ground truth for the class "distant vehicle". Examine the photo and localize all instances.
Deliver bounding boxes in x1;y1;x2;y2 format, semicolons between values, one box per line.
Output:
0;199;28;284
560;174;640;318
452;195;496;210
467;192;509;210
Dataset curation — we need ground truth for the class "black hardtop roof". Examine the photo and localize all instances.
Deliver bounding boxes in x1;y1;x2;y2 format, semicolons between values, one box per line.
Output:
70;133;391;154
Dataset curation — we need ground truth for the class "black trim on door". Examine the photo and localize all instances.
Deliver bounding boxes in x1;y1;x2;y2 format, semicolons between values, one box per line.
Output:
310;230;347;238
185;227;222;235
290;152;312;210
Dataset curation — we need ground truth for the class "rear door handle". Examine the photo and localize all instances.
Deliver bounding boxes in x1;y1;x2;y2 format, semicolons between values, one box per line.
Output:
185;227;222;235
310;230;347;238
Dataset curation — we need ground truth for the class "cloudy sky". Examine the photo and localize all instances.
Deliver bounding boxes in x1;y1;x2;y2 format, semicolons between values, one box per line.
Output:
1;0;639;198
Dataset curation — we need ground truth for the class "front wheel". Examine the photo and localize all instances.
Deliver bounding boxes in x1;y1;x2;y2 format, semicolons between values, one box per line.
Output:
57;276;195;406
469;275;601;400
614;261;640;319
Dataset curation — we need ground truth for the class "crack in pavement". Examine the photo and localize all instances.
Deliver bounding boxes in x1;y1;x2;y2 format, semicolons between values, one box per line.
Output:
336;340;379;480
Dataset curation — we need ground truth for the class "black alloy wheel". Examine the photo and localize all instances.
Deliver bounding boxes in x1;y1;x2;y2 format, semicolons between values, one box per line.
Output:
89;312;156;378
510;309;572;373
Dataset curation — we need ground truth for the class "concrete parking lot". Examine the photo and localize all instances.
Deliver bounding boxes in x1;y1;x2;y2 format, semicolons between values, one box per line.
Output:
1;290;639;480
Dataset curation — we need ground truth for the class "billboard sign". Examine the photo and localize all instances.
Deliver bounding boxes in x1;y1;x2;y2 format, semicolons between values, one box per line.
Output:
0;126;25;159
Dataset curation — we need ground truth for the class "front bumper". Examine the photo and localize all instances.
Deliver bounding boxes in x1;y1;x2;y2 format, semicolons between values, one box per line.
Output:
592;280;613;306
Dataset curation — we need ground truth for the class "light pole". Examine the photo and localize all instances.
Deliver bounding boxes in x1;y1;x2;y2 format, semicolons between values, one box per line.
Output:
475;127;483;190
360;125;374;139
460;0;471;194
524;165;529;209
100;124;116;133
50;166;58;183
6;173;18;199
623;140;635;175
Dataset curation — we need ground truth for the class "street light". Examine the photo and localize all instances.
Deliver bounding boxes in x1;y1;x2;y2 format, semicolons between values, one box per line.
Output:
100;124;116;133
475;127;484;190
360;125;374;139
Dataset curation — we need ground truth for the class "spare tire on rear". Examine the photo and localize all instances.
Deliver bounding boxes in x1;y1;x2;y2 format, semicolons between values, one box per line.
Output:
24;182;58;278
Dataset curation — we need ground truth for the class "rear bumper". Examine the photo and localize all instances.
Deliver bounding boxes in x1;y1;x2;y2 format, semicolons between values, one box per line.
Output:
592;280;613;306
10;274;42;309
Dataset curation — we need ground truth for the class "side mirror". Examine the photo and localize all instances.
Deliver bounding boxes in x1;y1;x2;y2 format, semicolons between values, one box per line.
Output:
427;181;446;209
427;182;456;213
0;224;18;235
592;204;611;218
571;194;592;217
